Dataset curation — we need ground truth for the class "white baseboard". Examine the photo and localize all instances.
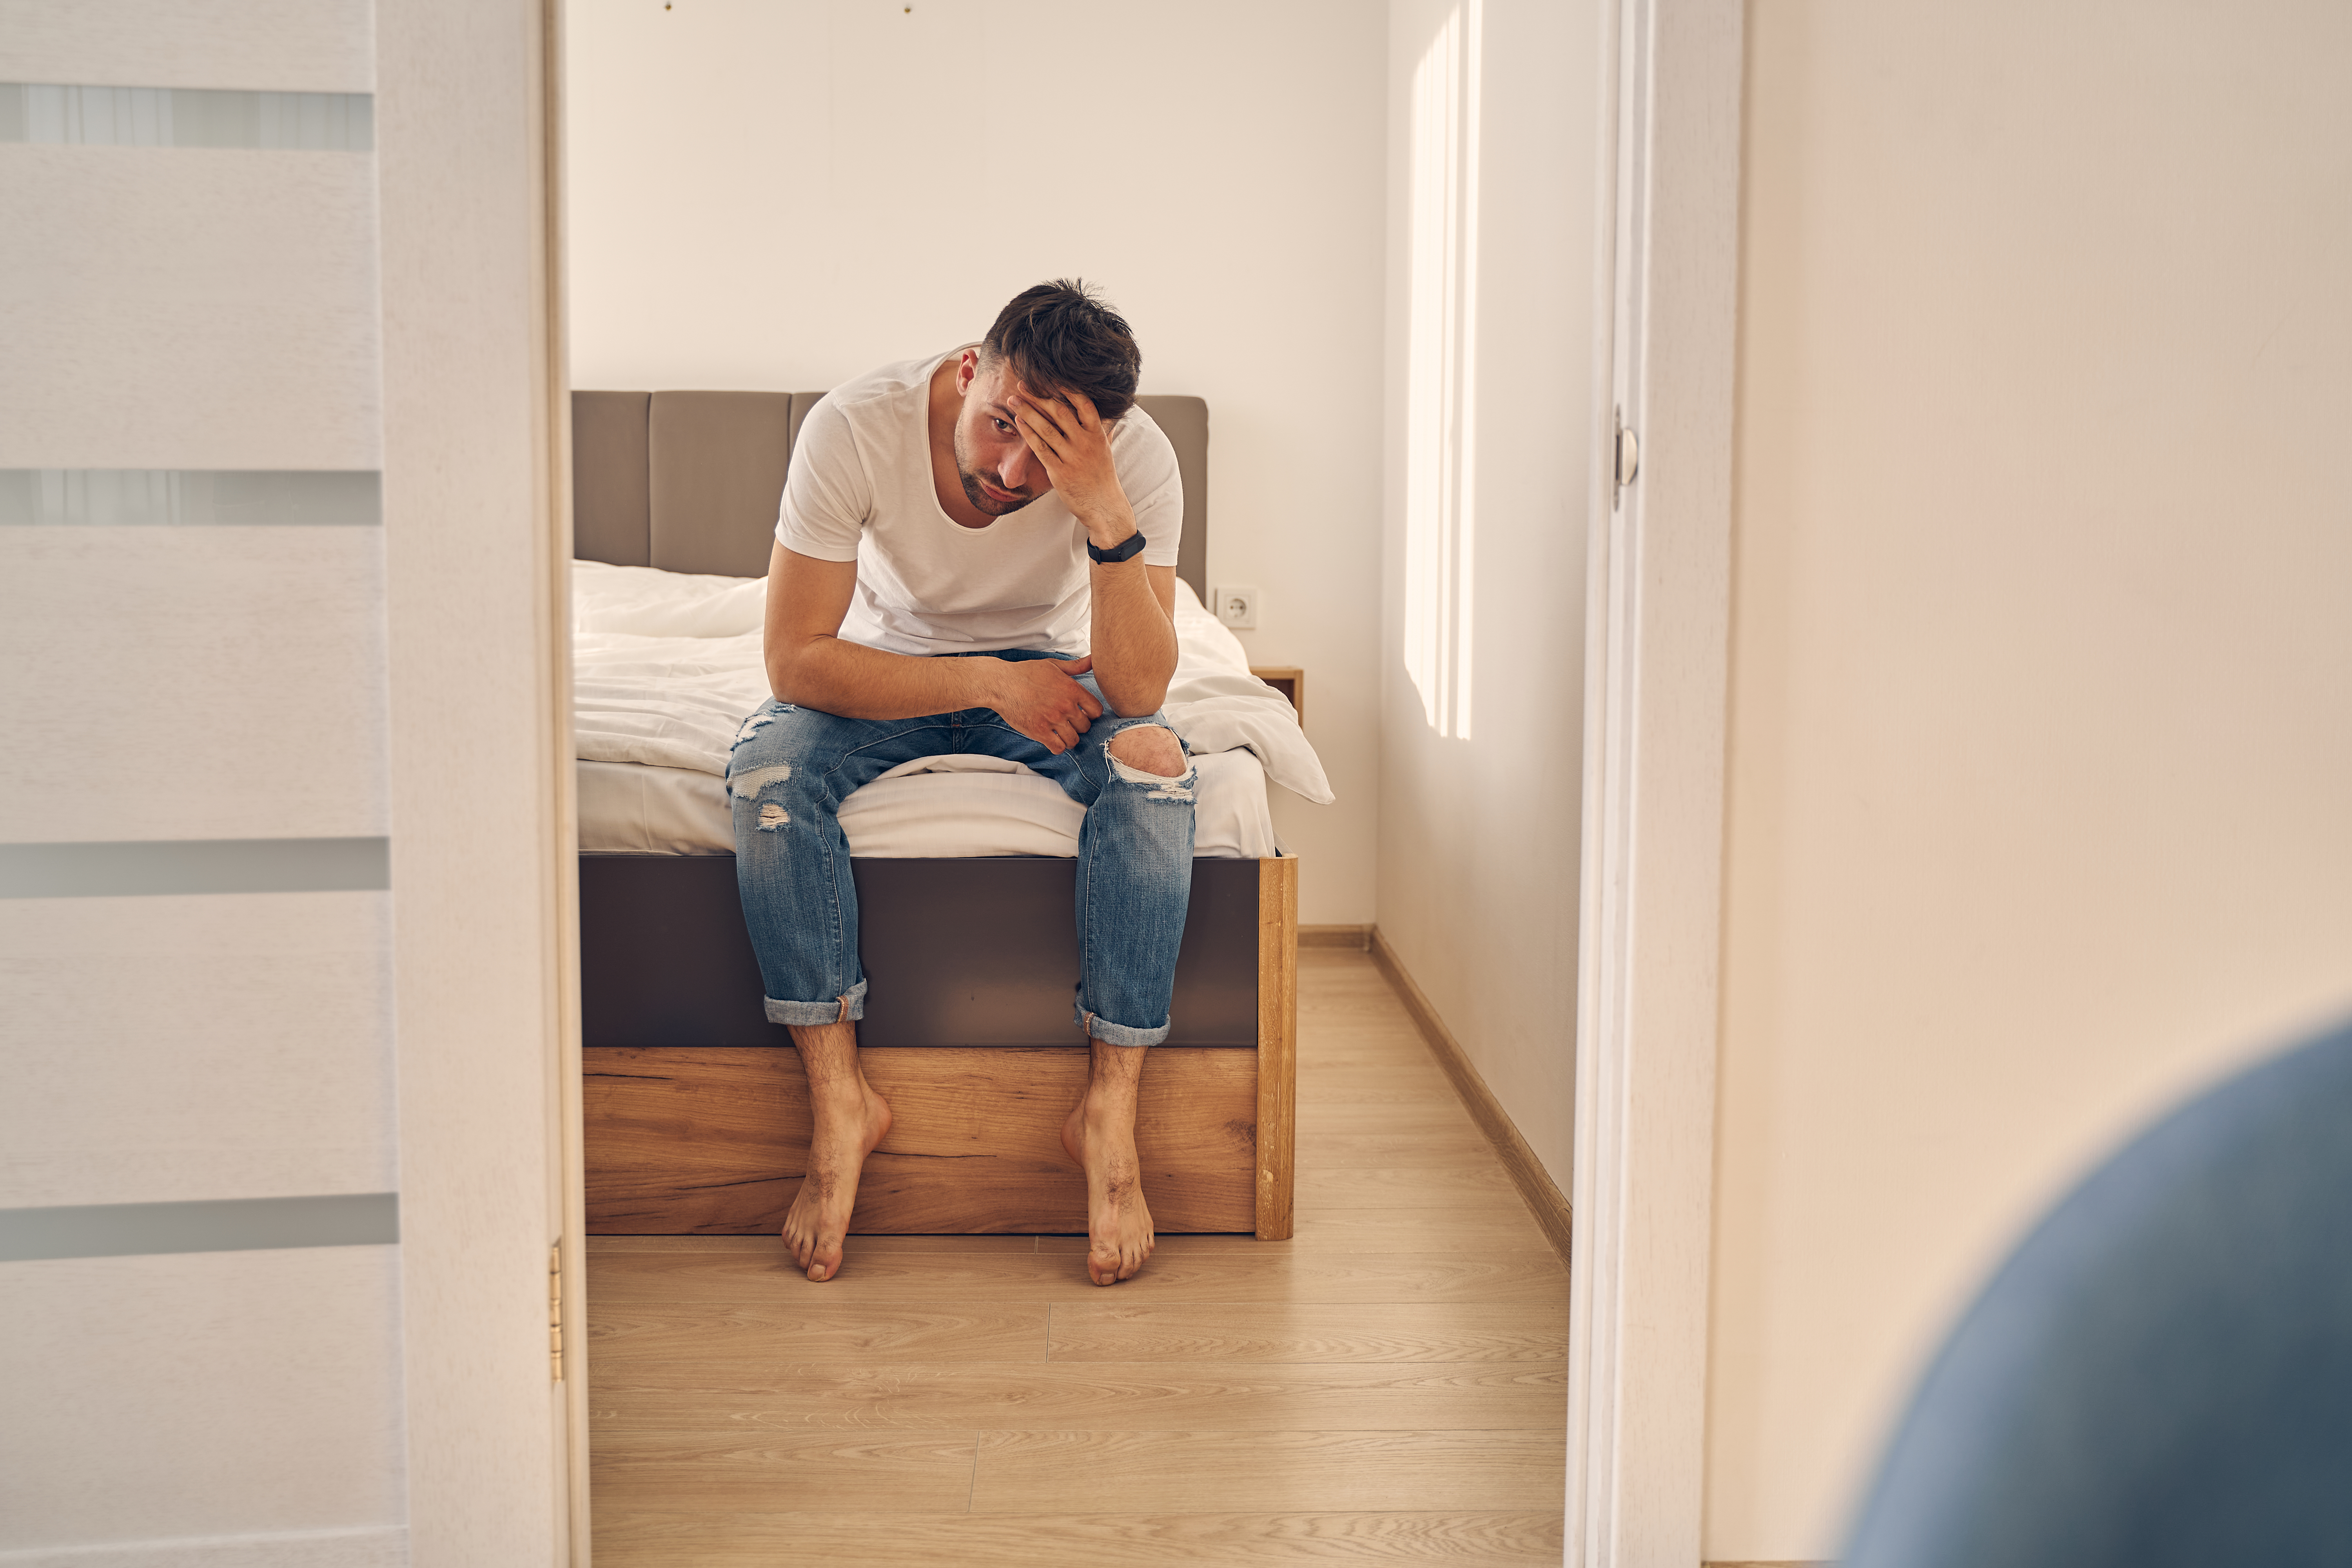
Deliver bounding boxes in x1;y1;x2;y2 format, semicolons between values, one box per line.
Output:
0;1526;406;1567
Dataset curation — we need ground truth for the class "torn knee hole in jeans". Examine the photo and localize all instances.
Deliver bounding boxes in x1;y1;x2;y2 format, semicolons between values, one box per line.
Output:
729;762;795;828
730;762;793;798
1106;727;1195;800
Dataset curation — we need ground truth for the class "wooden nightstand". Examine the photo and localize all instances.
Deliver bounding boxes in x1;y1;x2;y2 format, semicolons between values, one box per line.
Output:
1250;666;1305;726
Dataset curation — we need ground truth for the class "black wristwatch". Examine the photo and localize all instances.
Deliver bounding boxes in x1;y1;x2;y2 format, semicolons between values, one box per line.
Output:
1087;529;1148;564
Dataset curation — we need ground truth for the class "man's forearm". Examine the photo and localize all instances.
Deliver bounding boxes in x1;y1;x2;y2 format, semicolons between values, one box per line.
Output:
1088;558;1178;716
1002;389;1178;715
770;636;1003;720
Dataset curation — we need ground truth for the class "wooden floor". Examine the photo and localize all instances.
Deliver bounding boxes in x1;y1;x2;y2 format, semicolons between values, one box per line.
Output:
585;949;1570;1565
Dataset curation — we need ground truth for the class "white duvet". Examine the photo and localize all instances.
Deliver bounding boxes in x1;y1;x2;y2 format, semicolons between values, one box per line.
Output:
571;561;1332;854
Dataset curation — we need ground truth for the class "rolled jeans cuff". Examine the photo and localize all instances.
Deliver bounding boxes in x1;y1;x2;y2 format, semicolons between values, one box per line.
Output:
765;978;867;1027
1075;1001;1171;1048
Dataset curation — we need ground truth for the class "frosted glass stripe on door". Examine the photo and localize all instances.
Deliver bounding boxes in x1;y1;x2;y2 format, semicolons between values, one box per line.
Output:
0;83;372;149
0;838;390;898
0;1193;399;1261
0;469;380;525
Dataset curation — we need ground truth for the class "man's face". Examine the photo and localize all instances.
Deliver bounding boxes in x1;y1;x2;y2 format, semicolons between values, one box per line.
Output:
952;352;1055;516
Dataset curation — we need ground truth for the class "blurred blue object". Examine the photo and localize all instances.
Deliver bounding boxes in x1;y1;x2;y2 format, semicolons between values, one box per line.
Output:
1842;1018;2352;1568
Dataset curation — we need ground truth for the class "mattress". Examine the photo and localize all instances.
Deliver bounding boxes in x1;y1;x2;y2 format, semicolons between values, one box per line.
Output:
579;748;1278;858
572;562;1328;860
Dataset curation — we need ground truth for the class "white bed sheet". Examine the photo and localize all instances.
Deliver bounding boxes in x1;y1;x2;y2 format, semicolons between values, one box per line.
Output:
570;561;1323;860
577;748;1278;859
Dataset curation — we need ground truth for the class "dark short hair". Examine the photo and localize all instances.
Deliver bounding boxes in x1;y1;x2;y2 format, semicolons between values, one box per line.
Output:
982;279;1142;424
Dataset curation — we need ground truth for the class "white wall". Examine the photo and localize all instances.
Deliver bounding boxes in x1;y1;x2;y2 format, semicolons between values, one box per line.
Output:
1373;0;1602;1185
565;0;1388;923
1709;3;2352;1557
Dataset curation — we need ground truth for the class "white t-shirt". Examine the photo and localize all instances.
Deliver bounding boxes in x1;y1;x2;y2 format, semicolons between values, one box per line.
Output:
775;350;1183;657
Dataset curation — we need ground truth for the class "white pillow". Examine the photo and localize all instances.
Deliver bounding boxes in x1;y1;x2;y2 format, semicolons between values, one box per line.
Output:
572;559;766;638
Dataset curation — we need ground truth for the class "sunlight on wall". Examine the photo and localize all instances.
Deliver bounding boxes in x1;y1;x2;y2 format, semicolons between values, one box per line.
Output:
1403;0;1482;739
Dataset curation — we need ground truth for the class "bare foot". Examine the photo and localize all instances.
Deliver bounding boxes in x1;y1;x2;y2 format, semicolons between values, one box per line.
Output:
1060;1041;1155;1286
781;1076;891;1282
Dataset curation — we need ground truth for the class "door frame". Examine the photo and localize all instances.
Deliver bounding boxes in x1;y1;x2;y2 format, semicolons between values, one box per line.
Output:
377;0;1743;1559
1567;2;1743;1565
379;0;586;1560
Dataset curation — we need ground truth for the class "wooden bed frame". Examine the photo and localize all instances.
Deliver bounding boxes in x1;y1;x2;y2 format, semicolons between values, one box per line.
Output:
572;389;1298;1239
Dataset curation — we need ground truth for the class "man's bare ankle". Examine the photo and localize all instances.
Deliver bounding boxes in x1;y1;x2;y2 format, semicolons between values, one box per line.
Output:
1079;1087;1138;1126
810;1076;879;1118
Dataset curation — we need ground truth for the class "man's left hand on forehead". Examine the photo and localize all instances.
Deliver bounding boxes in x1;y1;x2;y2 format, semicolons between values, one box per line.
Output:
1008;387;1128;539
1016;387;1099;427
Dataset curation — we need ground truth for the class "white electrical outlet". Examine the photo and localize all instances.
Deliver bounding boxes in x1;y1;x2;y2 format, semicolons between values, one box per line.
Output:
1213;584;1259;630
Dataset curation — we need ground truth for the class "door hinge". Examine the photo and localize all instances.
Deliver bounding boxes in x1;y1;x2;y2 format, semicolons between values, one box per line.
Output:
549;1241;564;1382
1613;406;1641;506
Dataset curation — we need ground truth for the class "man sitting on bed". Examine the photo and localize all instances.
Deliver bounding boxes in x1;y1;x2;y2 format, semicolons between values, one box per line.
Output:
727;279;1193;1288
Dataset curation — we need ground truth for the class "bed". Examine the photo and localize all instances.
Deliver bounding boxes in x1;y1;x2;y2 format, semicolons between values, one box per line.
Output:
571;389;1327;1239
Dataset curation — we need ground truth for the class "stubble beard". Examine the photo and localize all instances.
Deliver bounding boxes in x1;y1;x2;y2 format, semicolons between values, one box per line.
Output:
953;421;1036;517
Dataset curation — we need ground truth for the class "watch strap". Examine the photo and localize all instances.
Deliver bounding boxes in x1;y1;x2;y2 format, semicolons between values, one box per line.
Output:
1087;528;1149;564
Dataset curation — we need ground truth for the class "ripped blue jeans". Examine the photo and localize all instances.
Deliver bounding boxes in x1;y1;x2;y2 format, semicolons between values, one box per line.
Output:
726;651;1197;1047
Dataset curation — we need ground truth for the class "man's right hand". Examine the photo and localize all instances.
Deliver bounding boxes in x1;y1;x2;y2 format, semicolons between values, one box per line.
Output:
987;656;1103;753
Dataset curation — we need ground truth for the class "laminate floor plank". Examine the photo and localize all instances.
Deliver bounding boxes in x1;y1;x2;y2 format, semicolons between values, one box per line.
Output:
592;1204;1553;1267
1290;1161;1523;1208
1297;1010;1428;1033
1298;999;1426;1020
590;1299;1049;1362
1293;1134;1512;1167
591;1427;980;1510
592;1509;1566;1566
586;950;1574;1562
1298;1023;1436;1040
969;1428;1570;1513
1297;1044;1453;1070
1295;1102;1488;1134
593;1362;1568;1428
1299;1074;1473;1106
1294;1016;1413;1031
593;1242;1566;1307
1041;1217;1557;1256
1045;1300;1568;1363
1270;1212;1558;1252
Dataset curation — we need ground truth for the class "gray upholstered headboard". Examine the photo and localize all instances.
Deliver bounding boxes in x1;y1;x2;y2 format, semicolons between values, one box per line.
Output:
570;390;1209;600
